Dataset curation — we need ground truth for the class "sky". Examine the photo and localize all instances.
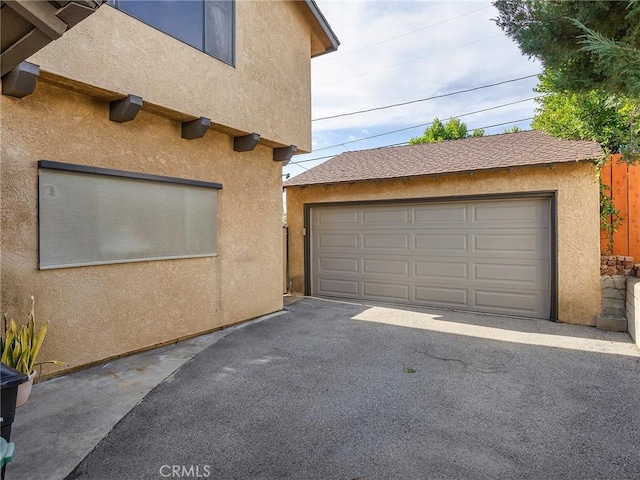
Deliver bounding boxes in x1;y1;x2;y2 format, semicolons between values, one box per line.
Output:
284;0;543;179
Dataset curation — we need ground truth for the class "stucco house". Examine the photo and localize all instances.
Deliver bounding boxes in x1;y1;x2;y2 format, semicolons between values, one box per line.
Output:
285;130;605;325
1;0;338;375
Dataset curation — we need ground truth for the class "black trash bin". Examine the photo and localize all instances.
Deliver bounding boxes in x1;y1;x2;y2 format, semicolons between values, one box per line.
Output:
0;363;28;480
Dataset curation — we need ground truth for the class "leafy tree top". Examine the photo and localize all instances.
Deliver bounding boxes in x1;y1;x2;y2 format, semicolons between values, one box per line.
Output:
531;70;635;153
493;0;640;96
503;126;522;133
409;117;484;145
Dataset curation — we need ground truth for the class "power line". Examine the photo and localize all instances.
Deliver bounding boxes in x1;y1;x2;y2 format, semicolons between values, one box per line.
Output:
383;118;535;147
314;5;491;64
313;74;539;122
474;117;534;131
291;161;310;171
288;116;535;167
317;34;502;88
308;96;540;155
289;153;341;165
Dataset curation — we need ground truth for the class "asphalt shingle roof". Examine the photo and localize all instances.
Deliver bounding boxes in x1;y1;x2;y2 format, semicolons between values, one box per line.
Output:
284;130;604;187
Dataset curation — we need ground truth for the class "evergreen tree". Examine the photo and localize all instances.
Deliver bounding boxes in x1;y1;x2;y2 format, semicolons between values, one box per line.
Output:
493;0;640;96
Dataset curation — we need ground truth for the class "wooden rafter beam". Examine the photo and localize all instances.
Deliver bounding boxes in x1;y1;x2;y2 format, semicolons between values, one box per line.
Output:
1;28;50;77
1;1;102;78
4;1;68;40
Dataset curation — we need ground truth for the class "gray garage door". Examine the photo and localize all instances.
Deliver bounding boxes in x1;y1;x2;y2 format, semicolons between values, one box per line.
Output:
310;197;551;319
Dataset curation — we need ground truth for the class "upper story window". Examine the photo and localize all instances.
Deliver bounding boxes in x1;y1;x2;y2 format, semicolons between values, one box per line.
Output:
109;0;235;66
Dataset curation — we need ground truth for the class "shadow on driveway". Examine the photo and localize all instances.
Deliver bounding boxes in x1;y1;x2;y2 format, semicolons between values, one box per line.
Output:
68;297;640;479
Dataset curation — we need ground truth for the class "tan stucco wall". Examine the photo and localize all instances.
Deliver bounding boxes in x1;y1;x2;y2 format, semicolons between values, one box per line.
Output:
286;163;601;325
28;1;314;151
1;80;283;374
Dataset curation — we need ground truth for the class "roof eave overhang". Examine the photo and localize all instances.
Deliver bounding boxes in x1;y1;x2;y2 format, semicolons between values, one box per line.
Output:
283;157;603;188
303;0;339;58
1;0;103;78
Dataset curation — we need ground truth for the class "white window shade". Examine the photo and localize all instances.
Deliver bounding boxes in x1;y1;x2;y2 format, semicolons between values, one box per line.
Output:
38;162;221;269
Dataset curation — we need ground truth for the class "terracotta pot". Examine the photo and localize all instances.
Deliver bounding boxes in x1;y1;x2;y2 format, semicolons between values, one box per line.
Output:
16;370;37;407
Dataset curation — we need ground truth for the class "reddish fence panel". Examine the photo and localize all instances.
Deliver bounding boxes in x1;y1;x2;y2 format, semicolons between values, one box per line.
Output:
600;154;640;259
629;162;640;259
612;155;629;254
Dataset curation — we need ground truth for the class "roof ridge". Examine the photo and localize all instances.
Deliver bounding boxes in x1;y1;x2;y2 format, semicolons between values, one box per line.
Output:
284;130;604;187
340;129;545;156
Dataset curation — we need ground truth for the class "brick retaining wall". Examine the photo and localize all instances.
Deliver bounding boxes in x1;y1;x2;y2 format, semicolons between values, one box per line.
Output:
600;255;638;276
598;255;636;332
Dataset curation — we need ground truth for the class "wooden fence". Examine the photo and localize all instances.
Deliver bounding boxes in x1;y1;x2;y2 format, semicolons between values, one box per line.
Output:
600;153;640;259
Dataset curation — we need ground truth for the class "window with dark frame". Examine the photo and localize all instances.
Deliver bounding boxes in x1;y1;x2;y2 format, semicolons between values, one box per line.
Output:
108;0;235;66
38;161;222;270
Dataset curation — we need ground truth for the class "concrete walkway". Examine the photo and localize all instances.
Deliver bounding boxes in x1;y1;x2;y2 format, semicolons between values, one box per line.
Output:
7;296;640;479
6;305;292;480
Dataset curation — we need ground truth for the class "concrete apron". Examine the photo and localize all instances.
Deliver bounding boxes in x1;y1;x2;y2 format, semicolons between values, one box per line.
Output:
6;310;286;480
8;295;638;479
67;296;640;480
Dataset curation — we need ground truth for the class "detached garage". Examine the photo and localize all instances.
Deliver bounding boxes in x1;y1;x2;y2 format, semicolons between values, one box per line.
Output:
285;130;604;325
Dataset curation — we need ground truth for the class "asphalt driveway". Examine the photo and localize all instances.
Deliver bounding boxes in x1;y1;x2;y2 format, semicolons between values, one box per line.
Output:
68;297;640;479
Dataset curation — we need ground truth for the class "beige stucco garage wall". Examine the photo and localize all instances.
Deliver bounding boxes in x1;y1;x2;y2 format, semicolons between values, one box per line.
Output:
1;81;283;375
286;162;601;325
28;1;314;151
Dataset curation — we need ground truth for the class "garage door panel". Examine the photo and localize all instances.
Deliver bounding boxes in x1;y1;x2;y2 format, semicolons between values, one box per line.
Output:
318;257;359;274
414;260;469;280
473;232;549;257
363;282;409;301
363;258;410;276
317;278;359;296
363;208;410;224
472;200;548;227
414;285;468;307
474;260;548;286
311;198;551;319
414;234;468;252
363;234;409;250
317;233;359;249
318;209;359;225
474;290;546;318
414;204;468;225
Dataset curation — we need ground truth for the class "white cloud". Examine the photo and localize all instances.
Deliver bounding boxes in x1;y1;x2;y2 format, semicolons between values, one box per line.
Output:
285;0;542;178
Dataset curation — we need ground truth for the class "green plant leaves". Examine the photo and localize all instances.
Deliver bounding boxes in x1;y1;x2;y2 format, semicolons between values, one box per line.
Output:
0;297;63;375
